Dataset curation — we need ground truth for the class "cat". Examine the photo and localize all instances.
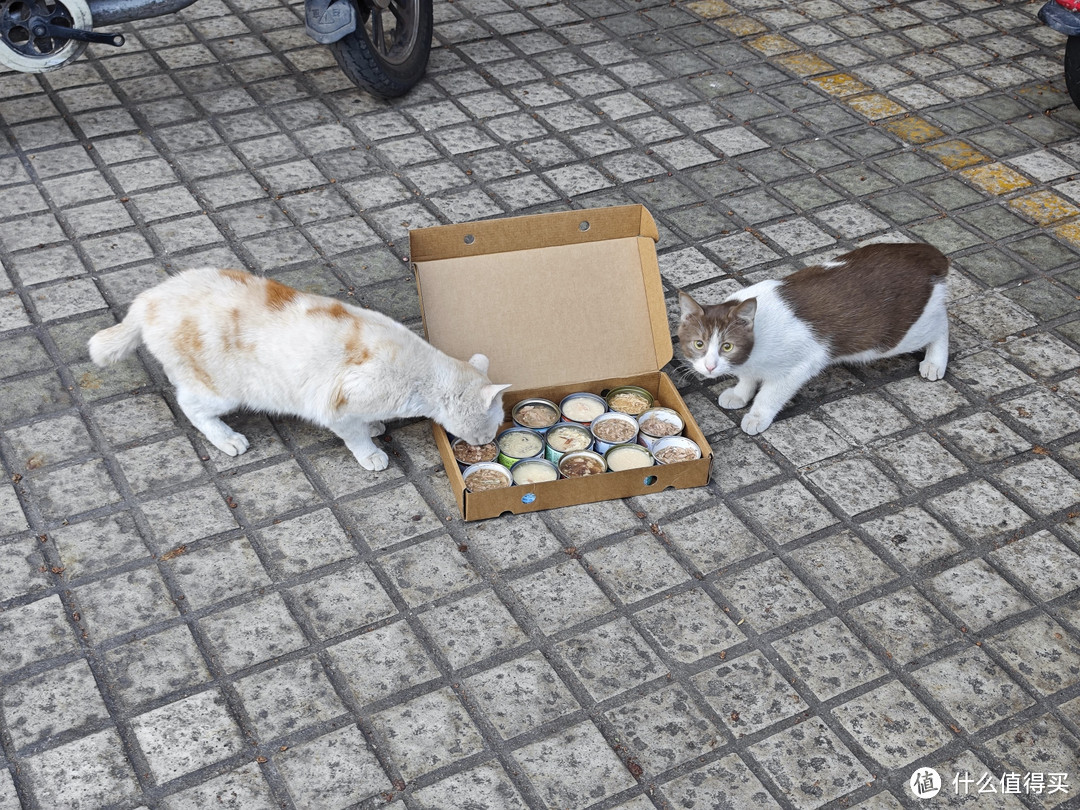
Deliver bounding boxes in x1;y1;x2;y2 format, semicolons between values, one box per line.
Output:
678;242;949;436
88;268;511;471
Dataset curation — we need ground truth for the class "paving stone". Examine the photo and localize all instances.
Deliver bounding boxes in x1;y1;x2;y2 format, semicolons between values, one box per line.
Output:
275;725;391;809
418;588;528;669
583;533;689;604
737;480;838;544
412;762;530;810
510;560;613;635
938;412;1032;463
2;658;110;749
807;458;902;516
555;616;665;702
833;679;950;769
995;456;1079;516
989;530;1080;601
131;689;245;784
234;656;345;742
911;648;1036;734
102;625;212;709
75;564;179;642
378;533;484;608
928;479;1032;542
514;720;636;810
658;753;782;810
789;530;896;600
772;616;888;702
464;650;578;738
748;719;872;810
22;728;141;808
850;587;959;665
634;588;744;664
160;762;277;810
166;536;272;608
199;592;308;673
371;686;485;781
720;556;828;633
860;506;963;571
694;649;808;736
604;683;721;774
326;619;438;706
987;616;1080;697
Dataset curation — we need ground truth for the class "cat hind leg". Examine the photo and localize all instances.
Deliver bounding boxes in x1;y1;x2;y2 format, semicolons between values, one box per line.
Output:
176;388;250;456
919;305;950;382
718;376;758;410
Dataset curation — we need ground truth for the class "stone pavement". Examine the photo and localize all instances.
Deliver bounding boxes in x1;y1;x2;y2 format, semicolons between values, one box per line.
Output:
1;0;1080;807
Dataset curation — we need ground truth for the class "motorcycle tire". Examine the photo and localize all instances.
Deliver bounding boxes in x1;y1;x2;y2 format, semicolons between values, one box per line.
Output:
1066;35;1080;111
330;0;432;98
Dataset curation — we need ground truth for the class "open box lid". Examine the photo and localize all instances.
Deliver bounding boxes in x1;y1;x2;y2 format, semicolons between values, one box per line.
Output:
410;205;672;391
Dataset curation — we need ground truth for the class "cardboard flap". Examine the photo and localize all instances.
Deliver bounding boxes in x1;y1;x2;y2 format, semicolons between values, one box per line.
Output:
411;206;673;391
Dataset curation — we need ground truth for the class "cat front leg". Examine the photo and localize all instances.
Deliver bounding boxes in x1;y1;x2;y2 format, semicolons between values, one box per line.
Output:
175;388;250;456
328;415;389;471
740;374;811;435
718;376;758;410
919;322;949;382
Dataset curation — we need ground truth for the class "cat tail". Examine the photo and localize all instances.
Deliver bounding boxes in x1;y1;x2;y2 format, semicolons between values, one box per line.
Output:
88;297;147;366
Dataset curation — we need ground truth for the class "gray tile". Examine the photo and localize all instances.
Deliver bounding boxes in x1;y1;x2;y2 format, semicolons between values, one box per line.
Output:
604;684;721;774
234;657;345;742
693;650;808;736
556;616;665;702
2;658;110;748
720;557;828;633
927;558;1032;632
832;680;950;769
288;562;397;640
417;589;527;669
370;687;485;781
634;588;744;664
659;754;782;810
326;619;438;706
161;762;277;810
275;725;391;809
130;689;245;784
850;587;959;665
22;729;141;808
199;592;308;673
510;560;613;635
102;625;212;709
773;617;889;702
464;650;577;739
412;762;529;810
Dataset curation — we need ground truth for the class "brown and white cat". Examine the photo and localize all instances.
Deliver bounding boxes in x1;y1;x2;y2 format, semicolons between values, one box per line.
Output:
89;268;511;470
679;242;949;435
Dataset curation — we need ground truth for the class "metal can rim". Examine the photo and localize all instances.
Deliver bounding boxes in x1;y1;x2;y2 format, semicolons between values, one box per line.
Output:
462;461;514;491
510;457;560;485
511;398;561;430
557;449;608;476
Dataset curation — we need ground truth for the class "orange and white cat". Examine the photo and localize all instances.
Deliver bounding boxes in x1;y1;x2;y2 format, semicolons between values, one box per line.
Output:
89;268;510;470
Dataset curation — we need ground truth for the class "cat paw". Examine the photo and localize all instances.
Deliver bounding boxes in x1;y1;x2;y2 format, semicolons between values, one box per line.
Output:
718;389;747;410
919;359;946;381
210;431;250;457
356;448;389;471
368;421;386;438
741;412;773;436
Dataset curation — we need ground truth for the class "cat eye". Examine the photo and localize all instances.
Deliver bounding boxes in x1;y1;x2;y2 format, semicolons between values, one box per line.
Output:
722;342;733;352
692;340;704;349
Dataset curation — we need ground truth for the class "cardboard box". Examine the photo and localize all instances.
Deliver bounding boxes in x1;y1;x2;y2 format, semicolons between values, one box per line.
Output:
410;205;713;521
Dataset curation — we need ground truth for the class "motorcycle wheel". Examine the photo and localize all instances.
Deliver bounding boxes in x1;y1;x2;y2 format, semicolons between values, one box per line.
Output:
330;0;432;98
1067;36;1080;111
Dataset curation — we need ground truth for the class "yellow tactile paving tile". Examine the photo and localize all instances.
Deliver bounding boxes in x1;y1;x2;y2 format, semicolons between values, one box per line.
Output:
685;0;736;18
960;162;1034;195
1008;190;1080;226
845;93;907;120
715;15;767;35
883;116;946;145
1052;220;1080;248
774;53;835;77
747;33;800;55
808;73;871;98
922;140;988;170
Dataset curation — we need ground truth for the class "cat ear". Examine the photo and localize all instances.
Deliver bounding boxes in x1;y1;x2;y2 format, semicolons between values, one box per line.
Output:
467;353;490;374
732;298;757;326
481;383;512;408
678;291;704;321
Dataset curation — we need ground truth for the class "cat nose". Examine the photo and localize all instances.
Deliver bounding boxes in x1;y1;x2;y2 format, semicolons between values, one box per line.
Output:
705;360;717;372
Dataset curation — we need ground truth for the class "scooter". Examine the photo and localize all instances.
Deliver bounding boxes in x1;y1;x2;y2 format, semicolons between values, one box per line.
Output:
1039;0;1080;110
0;0;431;97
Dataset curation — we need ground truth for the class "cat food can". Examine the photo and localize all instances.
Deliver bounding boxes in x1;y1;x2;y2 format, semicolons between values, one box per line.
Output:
589;411;640;455
605;443;654;471
557;449;607;478
543;422;593;464
651;436;702;465
636;407;684;449
462;462;513;492
605;386;653;416
559;392;607;425
511;398;560;433
510;458;559;485
451;438;499;470
496;427;545;468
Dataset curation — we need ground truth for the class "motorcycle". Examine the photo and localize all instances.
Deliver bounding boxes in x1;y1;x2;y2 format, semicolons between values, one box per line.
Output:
1039;0;1080;110
0;0;431;97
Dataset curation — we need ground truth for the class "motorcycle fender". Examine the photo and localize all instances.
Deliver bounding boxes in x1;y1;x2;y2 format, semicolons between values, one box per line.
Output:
305;0;356;44
1039;0;1080;36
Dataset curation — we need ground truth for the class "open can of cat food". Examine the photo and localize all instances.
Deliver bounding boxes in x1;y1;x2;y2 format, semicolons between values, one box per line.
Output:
510;458;559;485
451;438;500;470
462;462;513;492
496;427;545;468
511;398;560;433
589;411;640;455
651;436;702;465
636;407;684;450
605;386;653;416
559;392;607;425
605;443;654;471
557;449;607;478
543;422;593;464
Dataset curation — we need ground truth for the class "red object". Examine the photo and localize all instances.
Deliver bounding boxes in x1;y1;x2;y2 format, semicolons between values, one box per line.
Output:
1057;0;1080;11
